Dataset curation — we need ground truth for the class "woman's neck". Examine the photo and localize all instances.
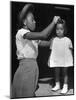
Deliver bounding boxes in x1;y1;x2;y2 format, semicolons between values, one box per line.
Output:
23;25;28;30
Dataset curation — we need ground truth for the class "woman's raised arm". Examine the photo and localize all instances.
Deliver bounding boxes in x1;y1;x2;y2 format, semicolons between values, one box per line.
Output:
23;16;60;40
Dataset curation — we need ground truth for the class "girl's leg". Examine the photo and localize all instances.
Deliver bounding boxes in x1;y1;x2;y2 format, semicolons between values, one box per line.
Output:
55;67;60;82
61;67;68;94
63;67;68;84
52;67;60;91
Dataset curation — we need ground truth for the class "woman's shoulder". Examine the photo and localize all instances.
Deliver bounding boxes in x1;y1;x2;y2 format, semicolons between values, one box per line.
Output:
18;28;30;34
16;28;30;38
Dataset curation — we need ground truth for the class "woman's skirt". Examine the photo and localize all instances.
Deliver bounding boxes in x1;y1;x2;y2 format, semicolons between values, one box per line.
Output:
11;58;39;98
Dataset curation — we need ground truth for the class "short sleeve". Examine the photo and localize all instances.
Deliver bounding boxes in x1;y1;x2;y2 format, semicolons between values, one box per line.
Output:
15;29;30;51
69;39;73;48
67;38;73;48
16;28;30;40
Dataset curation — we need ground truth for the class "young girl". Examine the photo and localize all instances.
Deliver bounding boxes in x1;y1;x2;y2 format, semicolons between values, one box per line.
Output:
39;19;73;94
12;4;60;98
48;19;73;94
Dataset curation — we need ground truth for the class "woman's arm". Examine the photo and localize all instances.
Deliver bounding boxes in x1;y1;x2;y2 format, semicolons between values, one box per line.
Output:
39;40;51;47
23;16;60;40
39;38;54;47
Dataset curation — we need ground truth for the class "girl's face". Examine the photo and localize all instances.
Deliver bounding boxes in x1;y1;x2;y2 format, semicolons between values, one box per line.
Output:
56;23;64;37
24;12;36;31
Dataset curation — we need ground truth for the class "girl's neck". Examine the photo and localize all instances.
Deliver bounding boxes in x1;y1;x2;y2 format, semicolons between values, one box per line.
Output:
57;35;64;39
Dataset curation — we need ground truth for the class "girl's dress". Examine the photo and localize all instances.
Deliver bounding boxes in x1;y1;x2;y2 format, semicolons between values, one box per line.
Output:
48;37;73;67
12;28;40;98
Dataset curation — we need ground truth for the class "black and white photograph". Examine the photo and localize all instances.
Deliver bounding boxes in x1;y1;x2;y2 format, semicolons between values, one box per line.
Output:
10;1;74;99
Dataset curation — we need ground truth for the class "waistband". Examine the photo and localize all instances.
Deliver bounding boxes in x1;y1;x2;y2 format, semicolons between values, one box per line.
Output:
19;58;36;61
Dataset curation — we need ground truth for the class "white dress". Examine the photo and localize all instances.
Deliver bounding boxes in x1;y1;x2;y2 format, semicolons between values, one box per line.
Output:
48;37;73;67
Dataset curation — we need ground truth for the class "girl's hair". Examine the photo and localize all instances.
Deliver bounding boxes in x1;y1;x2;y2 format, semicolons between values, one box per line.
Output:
56;19;67;35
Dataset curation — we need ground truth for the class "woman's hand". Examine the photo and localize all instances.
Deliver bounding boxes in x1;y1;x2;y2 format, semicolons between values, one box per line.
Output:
53;16;60;24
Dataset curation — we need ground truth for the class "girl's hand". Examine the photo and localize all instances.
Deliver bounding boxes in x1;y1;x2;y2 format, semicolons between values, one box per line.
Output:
53;16;60;24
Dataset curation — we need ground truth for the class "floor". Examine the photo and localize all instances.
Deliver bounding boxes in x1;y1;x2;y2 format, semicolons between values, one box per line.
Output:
35;77;74;97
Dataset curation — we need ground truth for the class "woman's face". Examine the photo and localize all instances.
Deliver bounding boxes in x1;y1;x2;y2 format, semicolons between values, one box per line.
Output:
56;23;64;37
24;12;36;31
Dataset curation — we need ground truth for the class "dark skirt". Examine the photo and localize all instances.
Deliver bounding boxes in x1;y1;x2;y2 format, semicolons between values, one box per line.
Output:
11;58;39;98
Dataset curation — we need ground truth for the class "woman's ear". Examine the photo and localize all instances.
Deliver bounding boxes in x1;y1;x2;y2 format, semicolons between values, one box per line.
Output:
23;19;27;26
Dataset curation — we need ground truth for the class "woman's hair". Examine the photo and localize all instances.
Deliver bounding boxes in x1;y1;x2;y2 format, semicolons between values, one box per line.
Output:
18;11;33;29
18;4;34;29
56;18;67;35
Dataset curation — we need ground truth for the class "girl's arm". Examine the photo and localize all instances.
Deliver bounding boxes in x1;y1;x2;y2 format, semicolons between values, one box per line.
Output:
68;38;73;56
23;16;60;40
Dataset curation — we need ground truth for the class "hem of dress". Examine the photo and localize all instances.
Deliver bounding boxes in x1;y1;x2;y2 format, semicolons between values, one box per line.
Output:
48;65;73;68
